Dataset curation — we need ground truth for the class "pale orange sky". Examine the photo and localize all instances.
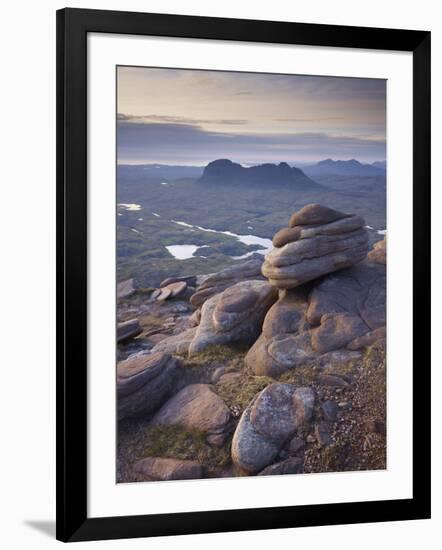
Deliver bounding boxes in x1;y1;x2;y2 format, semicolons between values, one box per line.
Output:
117;66;386;165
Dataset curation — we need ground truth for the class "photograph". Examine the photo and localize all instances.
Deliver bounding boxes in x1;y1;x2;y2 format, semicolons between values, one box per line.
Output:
116;66;387;483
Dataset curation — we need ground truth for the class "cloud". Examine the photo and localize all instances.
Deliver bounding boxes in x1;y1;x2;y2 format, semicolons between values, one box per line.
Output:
276;117;345;123
117;120;386;165
117;113;248;126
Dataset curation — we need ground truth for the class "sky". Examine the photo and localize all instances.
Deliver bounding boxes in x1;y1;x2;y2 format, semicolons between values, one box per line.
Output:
117;66;386;166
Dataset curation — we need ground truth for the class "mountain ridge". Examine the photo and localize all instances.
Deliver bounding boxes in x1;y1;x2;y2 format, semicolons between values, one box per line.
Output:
198;159;324;189
303;158;386;177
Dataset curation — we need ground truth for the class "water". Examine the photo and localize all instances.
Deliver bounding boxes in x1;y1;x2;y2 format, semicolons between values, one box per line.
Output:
166;245;206;260
118;203;141;211
365;225;386;236
170;220;273;258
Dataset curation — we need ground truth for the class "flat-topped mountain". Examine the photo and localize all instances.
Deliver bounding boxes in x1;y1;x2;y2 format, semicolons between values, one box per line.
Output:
199;159;322;189
304;158;386;177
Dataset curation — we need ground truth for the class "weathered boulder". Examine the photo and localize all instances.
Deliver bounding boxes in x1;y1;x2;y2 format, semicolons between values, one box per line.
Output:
160;275;197;288
150;384;233;446
117;352;182;420
168;281;187;297
188;280;277;355
262;204;368;289
117;318;142;343
117;278;136;300
190;258;265;307
151;328;197;355
231;383;314;473
160;281;188;299
133;457;204;481
157;288;172;302
246;260;386;377
367;236;386;265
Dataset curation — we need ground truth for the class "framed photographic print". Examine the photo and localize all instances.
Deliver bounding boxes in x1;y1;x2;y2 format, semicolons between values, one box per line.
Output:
56;8;431;542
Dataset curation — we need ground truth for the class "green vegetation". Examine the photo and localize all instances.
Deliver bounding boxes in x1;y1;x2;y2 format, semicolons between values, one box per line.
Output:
117;422;231;482
182;343;248;368
216;374;274;411
278;363;321;386
137;424;231;467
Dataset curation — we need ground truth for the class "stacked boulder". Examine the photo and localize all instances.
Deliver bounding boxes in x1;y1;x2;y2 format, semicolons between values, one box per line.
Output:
245;205;386;377
262;204;368;289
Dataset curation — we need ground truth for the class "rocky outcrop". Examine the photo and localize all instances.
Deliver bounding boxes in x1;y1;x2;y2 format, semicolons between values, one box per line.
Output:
150;384;233;446
188;280;277;354
367;236;386;265
133;457;204;481
117;318;142;343
262;204;368;289
190;258;265;307
231;383;314;473
246;259;386;377
199;159;320;189
117;352;183;420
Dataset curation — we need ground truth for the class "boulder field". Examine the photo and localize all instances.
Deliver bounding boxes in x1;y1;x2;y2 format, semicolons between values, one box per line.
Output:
117;205;387;482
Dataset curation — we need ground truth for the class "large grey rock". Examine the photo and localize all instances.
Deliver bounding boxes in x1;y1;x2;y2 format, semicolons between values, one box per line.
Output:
150;384;233;446
133;457;204;481
117;352;182;420
246;260;386;377
117;318;142;343
262;205;368;289
231;383;314;473
188;280;277;355
190;258;265;307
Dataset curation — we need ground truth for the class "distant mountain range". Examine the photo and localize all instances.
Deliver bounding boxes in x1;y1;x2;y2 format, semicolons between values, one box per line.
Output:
303;159;386;177
199;159;322;189
117;158;386;185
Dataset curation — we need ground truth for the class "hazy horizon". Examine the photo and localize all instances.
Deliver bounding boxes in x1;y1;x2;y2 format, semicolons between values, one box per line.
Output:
117;66;386;166
117;157;386;168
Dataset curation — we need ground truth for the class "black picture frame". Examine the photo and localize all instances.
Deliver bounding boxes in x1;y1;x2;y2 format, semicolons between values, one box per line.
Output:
56;7;431;542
